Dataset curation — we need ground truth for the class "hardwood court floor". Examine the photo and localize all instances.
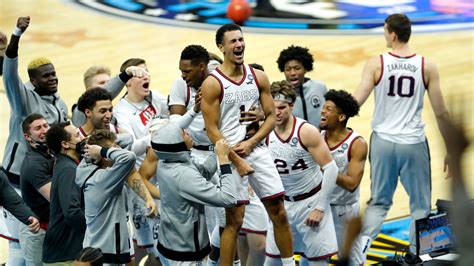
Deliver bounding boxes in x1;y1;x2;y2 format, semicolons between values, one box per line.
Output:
0;0;473;262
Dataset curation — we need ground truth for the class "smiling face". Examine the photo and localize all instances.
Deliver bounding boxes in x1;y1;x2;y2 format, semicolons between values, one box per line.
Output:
25;118;50;144
127;63;150;98
85;100;113;130
320;100;345;130
179;59;206;88
284;60;307;88
30;64;58;93
219;30;245;65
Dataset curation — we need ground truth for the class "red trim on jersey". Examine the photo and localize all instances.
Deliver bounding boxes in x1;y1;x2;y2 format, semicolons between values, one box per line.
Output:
265;252;281;258
275;116;296;143
215;65;247;86
79;127;88;138
297;121;309;151
388;52;416;59
347;135;362;161
248;65;260;89
260;191;285;201
422;56;427;90
375;55;384;86
325;130;353;151
305;251;338;260
0;234;19;242
239;228;267;235
209;74;224;103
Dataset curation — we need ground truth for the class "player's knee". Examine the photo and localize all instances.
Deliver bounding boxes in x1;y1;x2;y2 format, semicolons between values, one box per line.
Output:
225;215;244;230
268;205;288;227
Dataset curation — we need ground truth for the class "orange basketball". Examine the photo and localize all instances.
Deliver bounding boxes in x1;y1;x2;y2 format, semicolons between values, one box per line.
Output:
227;0;252;25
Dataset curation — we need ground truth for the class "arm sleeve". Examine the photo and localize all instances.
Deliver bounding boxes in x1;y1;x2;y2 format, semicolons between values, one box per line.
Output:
114;107;151;156
168;79;188;106
169;108;198;129
3;55;30;115
27;160;52;191
178;165;238;208
104;72;127;99
314;160;338;211
0;173;35;225
57;166;86;230
102;148;137;196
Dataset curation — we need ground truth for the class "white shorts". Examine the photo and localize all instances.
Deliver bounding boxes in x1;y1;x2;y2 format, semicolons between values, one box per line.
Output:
240;195;268;235
0;186;22;242
167;259;204;266
330;202;359;251
231;144;285;203
265;193;338;260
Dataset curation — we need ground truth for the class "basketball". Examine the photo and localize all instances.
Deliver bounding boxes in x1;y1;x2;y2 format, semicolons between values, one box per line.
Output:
227;0;252;25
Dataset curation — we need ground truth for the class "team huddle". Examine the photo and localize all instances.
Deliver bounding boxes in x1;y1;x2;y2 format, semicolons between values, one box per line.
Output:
0;13;451;266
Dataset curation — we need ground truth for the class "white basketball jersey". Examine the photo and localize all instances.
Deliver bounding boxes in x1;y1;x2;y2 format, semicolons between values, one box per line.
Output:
266;117;322;196
210;65;260;146
372;53;426;144
168;78;212;145
78;124;119;138
321;129;361;205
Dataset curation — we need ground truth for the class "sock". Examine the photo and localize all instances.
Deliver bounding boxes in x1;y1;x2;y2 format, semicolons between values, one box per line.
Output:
233;259;241;266
281;256;295;266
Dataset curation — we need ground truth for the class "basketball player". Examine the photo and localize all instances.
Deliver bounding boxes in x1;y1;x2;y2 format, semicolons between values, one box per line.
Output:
113;58;168;263
201;24;293;266
319;89;368;263
276;45;327;128
353;13;452;259
1;16;68;264
265;81;338;266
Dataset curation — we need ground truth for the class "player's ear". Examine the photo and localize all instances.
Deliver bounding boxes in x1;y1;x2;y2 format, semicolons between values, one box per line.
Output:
338;113;346;123
218;43;224;53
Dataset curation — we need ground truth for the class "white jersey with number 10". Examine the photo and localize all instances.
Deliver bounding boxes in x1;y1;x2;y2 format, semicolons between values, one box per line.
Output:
372;52;426;144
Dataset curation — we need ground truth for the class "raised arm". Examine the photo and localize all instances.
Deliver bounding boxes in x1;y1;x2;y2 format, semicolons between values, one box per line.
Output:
105;66;149;99
201;76;254;176
424;59;451;177
353;56;380;106
3;16;31;114
300;123;338;226
336;137;368;192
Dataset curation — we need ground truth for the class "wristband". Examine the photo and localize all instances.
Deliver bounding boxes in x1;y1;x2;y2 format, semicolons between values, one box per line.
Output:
13;27;22;37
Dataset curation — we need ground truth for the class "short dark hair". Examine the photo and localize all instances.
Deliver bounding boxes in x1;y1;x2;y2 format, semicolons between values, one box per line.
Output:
249;63;264;72
77;88;113;113
277;45;314;72
270;80;296;103
324;89;360;123
180;45;210;66
87;129;116;147
75;247;104;265
46;121;71;154
215;24;242;46
120;58;146;73
22;113;46;134
385;13;411;43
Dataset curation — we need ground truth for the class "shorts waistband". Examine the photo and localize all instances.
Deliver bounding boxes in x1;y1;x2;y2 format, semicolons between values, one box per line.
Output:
193;145;214;151
284;182;321;202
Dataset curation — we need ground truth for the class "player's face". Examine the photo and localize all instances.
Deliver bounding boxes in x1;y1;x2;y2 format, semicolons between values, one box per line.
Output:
87;100;113;130
87;73;110;90
274;100;293;126
284;60;307;88
179;59;205;88
320;100;341;130
31;64;58;93
128;64;150;98
220;30;245;65
383;23;394;48
25;118;50;143
182;130;193;150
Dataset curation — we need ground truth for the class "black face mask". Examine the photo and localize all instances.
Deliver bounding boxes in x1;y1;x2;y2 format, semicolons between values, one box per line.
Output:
74;139;87;156
35;142;49;153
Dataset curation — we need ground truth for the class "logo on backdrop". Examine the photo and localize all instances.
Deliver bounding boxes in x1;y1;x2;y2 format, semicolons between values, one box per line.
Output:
72;0;473;34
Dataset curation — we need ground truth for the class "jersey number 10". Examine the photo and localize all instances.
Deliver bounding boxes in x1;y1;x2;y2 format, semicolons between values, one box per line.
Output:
387;75;415;97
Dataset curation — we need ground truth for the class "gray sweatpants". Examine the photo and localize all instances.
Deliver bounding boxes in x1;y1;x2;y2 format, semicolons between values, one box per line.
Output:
362;132;431;252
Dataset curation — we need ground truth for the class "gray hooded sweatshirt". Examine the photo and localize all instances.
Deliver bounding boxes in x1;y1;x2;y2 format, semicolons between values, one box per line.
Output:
152;122;238;261
75;147;136;264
